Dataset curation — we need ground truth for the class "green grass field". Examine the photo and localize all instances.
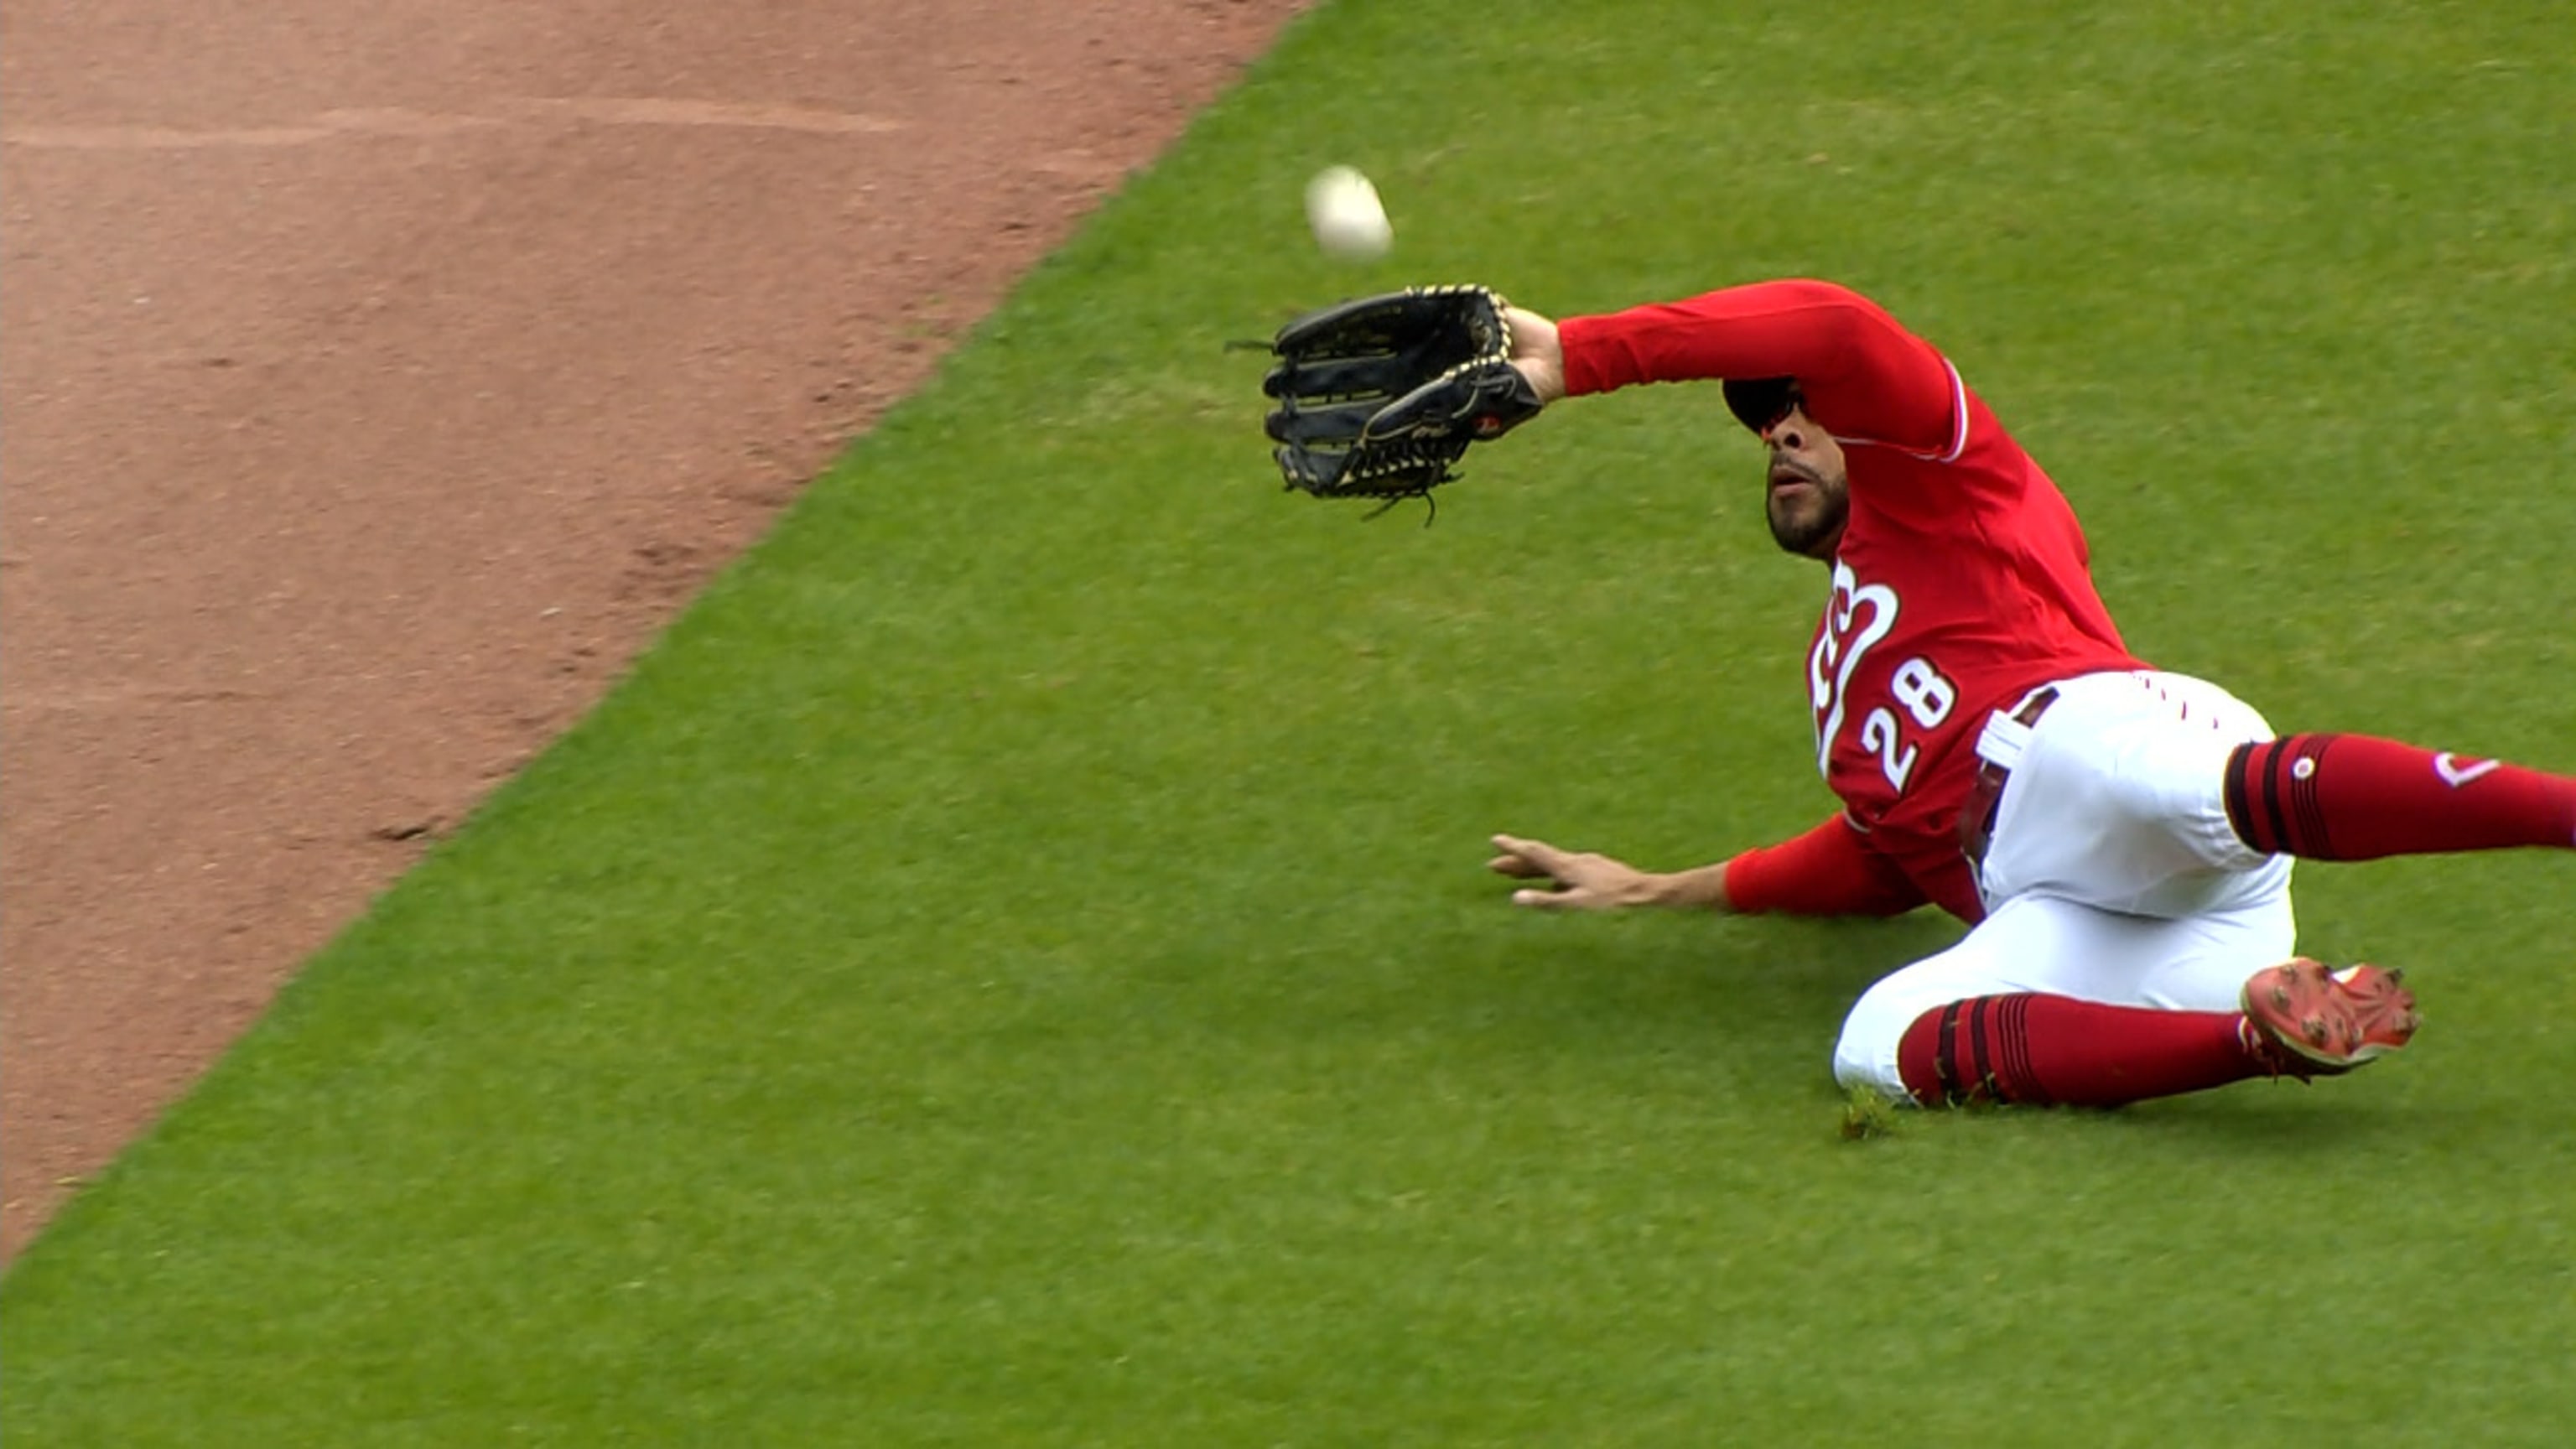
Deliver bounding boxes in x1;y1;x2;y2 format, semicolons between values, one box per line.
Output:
8;2;2573;1443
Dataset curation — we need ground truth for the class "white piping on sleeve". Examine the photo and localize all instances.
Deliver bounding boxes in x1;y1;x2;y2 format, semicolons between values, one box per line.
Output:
1825;359;1972;462
1936;359;1969;463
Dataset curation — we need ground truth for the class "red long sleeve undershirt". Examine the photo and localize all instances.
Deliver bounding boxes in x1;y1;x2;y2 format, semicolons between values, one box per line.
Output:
1559;278;1956;454
1722;815;1929;918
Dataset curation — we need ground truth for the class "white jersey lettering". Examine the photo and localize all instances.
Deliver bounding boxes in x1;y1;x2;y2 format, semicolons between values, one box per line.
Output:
1810;569;1961;794
1810;563;1898;776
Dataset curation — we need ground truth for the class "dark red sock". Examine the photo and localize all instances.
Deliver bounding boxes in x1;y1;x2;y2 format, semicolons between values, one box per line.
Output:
2225;734;2576;860
1896;994;2267;1108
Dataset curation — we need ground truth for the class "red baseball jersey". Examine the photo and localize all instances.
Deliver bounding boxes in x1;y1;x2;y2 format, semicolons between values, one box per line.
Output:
1559;280;2148;921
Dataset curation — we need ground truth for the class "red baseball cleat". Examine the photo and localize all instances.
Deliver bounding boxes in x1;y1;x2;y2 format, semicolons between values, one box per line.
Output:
2241;958;2421;1077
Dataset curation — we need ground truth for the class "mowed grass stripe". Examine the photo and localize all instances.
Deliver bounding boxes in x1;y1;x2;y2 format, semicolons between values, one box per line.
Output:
7;2;2573;1444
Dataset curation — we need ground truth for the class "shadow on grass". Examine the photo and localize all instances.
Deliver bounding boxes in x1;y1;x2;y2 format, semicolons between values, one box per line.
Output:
1441;909;1959;1094
1832;1077;2438;1159
1498;909;1960;1029
1542;914;2464;1158
2091;1090;2459;1147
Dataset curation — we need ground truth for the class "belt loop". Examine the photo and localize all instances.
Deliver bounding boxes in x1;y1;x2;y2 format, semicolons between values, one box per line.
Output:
1961;686;2059;870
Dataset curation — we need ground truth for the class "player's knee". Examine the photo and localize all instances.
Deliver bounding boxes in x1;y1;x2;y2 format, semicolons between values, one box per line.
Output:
1831;981;1921;1099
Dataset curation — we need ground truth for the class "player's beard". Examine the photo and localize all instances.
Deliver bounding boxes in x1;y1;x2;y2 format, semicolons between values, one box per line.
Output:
1764;468;1848;558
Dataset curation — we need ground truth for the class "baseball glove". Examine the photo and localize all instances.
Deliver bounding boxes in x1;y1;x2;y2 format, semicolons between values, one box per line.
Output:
1260;285;1544;511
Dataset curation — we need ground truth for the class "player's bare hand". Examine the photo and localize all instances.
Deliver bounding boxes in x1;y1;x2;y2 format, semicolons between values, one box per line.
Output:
1488;833;1662;910
1502;307;1566;405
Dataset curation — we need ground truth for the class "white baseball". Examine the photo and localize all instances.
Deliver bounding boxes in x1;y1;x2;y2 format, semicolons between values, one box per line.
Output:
1306;165;1392;262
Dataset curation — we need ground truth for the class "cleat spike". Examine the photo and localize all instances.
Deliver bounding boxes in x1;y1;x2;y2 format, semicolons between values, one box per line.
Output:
2241;959;2420;1078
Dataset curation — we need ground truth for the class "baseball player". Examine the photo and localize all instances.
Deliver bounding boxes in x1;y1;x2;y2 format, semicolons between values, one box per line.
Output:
1475;279;2576;1109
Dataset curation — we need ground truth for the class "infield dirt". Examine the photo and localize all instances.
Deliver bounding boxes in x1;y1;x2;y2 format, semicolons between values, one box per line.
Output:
0;0;1311;1260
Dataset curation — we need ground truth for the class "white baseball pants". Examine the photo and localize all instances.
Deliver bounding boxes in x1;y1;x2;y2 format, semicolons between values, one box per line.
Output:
1833;671;2298;1095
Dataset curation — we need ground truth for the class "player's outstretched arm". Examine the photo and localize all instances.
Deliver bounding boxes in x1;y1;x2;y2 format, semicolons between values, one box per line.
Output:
1554;281;1956;454
1502;306;1567;407
1488;834;1736;911
1490;816;1931;918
